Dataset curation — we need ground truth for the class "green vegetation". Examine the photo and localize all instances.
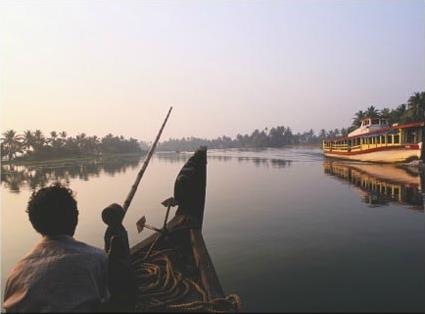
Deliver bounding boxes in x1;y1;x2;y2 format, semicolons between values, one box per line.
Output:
351;91;425;131
1;130;144;162
158;127;327;151
158;91;424;151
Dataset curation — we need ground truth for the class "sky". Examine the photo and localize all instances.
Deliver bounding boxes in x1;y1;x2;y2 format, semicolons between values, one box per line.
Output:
1;0;424;141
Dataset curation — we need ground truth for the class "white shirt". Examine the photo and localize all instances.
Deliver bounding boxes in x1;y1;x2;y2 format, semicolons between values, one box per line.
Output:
3;235;110;313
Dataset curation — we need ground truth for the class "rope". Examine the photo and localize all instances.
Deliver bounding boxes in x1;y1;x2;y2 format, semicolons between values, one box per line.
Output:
132;249;241;312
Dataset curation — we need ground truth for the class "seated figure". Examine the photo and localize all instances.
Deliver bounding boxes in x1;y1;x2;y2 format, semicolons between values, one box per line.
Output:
2;183;109;312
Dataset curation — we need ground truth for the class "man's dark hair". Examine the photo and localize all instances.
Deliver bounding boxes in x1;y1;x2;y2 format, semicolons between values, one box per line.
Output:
26;183;78;236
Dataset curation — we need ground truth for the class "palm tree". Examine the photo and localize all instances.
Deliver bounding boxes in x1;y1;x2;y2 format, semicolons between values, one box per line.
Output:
49;131;57;146
365;106;379;119
333;128;340;137
32;130;46;153
49;131;64;152
49;131;58;141
22;130;35;152
380;108;391;119
87;135;100;155
353;110;365;127
407;92;425;122
1;142;6;158
1;130;23;161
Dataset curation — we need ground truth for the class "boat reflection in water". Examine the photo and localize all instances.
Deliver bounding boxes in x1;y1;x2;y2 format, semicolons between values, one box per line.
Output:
323;160;423;210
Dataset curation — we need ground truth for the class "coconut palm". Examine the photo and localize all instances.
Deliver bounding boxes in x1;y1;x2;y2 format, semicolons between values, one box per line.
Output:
22;130;35;151
333;128;340;137
1;130;23;161
380;108;391;120
49;131;63;151
32;130;46;153
365;106;379;119
86;135;100;155
407;92;425;121
353;110;365;127
49;131;58;142
0;142;6;159
75;133;88;153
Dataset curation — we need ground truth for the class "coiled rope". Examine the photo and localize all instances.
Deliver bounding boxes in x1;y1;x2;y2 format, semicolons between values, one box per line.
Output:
132;249;241;312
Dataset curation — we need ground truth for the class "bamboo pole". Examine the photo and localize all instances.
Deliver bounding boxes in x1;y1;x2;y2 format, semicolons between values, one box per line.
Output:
122;107;173;214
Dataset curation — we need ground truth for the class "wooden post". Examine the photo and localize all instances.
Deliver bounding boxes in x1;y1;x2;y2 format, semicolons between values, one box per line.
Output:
122;107;173;214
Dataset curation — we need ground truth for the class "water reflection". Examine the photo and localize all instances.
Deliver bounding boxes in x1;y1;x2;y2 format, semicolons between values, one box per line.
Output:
1;153;294;194
236;156;292;168
156;152;292;168
1;155;142;193
323;160;423;210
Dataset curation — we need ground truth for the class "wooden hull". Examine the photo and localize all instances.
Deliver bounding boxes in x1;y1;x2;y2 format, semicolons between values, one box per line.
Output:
324;143;422;163
129;148;240;312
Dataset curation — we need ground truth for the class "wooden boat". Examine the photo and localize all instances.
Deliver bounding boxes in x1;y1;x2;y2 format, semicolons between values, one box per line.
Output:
322;118;424;163
129;147;241;312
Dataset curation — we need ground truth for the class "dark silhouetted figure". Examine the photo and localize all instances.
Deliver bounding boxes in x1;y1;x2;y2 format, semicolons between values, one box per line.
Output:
2;183;109;312
102;203;130;255
102;203;136;312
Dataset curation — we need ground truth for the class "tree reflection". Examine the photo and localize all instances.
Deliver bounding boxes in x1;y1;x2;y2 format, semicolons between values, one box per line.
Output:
236;157;292;168
1;156;142;193
155;153;292;168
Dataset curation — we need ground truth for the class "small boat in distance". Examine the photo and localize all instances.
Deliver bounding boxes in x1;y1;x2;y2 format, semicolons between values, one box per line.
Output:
322;118;424;163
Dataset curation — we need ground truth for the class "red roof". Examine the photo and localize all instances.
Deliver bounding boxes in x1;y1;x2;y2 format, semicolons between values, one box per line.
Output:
324;120;425;142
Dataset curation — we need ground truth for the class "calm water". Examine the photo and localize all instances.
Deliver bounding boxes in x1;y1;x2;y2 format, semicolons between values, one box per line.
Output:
1;147;424;312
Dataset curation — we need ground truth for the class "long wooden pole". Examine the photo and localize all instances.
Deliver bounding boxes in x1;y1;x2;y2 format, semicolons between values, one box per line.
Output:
122;107;173;214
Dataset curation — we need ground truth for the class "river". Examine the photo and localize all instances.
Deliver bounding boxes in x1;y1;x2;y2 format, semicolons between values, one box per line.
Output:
1;147;424;312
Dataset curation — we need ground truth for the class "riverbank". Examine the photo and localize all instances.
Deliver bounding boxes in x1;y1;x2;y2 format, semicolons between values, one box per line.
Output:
1;152;146;167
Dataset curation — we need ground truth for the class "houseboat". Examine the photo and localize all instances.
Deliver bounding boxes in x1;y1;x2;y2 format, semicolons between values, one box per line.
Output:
322;118;424;163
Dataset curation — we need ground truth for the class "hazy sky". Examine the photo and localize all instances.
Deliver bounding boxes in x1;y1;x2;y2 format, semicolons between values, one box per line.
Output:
1;0;424;141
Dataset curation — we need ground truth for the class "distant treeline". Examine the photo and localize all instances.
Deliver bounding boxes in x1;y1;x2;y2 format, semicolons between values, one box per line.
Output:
1;130;144;162
2;92;423;158
158;91;424;151
158;128;323;151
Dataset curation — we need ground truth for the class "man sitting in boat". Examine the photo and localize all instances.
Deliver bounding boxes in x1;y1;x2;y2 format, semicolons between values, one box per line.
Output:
2;183;110;312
